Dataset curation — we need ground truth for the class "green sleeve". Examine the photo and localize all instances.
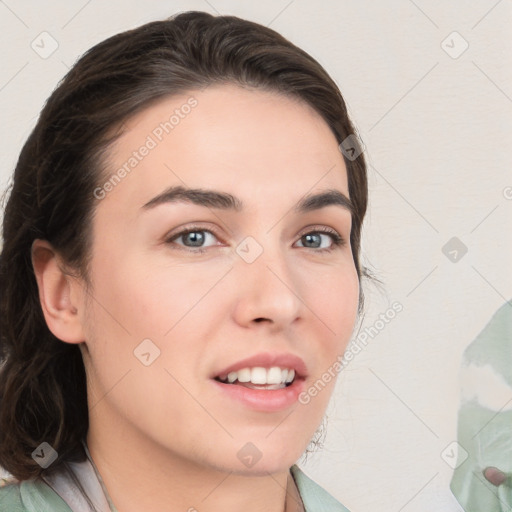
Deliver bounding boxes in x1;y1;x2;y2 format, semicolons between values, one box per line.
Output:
450;301;512;511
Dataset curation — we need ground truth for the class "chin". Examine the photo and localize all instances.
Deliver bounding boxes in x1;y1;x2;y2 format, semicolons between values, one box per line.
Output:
229;459;296;477
228;440;308;476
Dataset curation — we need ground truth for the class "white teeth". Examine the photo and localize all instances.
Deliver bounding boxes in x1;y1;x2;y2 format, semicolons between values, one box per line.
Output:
267;367;283;385
218;366;297;385
237;368;251;383
251;367;267;384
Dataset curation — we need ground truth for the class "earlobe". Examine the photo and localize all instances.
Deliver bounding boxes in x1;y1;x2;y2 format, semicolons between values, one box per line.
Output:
31;239;85;344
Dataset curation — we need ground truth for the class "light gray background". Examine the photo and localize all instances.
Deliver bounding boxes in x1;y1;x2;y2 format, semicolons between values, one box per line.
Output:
1;1;511;510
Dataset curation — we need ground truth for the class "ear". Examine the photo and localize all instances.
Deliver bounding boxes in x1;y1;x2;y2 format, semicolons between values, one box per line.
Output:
31;239;85;344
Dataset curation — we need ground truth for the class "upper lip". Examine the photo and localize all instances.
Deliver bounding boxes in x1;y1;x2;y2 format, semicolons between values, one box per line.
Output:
213;352;308;379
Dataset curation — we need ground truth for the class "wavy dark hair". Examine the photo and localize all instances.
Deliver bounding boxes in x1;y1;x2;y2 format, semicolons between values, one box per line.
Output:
0;10;368;480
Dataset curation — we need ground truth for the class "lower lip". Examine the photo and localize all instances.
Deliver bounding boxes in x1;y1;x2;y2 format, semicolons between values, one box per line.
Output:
212;378;306;412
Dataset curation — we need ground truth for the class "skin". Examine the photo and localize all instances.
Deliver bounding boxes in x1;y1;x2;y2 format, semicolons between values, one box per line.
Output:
32;83;359;512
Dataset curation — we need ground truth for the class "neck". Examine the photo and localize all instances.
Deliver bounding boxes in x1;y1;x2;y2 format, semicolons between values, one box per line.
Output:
85;425;303;512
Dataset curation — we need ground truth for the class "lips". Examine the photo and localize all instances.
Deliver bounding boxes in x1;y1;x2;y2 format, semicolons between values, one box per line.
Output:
210;353;309;411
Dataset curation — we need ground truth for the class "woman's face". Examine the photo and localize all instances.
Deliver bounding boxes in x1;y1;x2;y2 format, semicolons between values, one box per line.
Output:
78;83;359;475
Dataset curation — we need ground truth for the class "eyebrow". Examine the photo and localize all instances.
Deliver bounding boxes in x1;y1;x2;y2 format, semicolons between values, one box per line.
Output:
142;185;354;215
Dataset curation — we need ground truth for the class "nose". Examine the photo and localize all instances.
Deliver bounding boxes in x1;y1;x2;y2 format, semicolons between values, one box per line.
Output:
231;240;303;331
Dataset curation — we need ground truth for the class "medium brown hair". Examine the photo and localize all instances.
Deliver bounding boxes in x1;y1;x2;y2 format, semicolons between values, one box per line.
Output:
0;10;368;480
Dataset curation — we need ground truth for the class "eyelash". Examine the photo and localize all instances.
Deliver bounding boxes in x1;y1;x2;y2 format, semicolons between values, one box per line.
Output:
165;225;346;254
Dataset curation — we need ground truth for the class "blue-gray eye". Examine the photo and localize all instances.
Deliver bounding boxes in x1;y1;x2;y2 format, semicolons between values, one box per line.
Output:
296;230;343;251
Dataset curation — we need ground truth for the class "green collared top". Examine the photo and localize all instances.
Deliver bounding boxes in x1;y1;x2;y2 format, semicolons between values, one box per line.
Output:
0;458;350;512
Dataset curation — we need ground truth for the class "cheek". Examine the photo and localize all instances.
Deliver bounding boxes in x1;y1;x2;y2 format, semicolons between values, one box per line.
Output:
302;261;360;343
81;256;214;417
296;267;358;413
87;250;227;339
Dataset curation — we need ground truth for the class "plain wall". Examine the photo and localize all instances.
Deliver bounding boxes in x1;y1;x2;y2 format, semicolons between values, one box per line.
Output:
1;1;511;510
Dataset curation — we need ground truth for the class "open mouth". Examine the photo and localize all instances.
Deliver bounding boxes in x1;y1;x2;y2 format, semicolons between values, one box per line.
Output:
214;366;297;390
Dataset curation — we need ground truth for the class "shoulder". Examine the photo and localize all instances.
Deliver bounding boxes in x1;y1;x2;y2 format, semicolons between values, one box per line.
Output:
291;465;351;512
0;479;25;512
0;478;72;512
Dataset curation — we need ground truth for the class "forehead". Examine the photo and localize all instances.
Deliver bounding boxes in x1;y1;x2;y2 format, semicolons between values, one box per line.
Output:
99;83;348;213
